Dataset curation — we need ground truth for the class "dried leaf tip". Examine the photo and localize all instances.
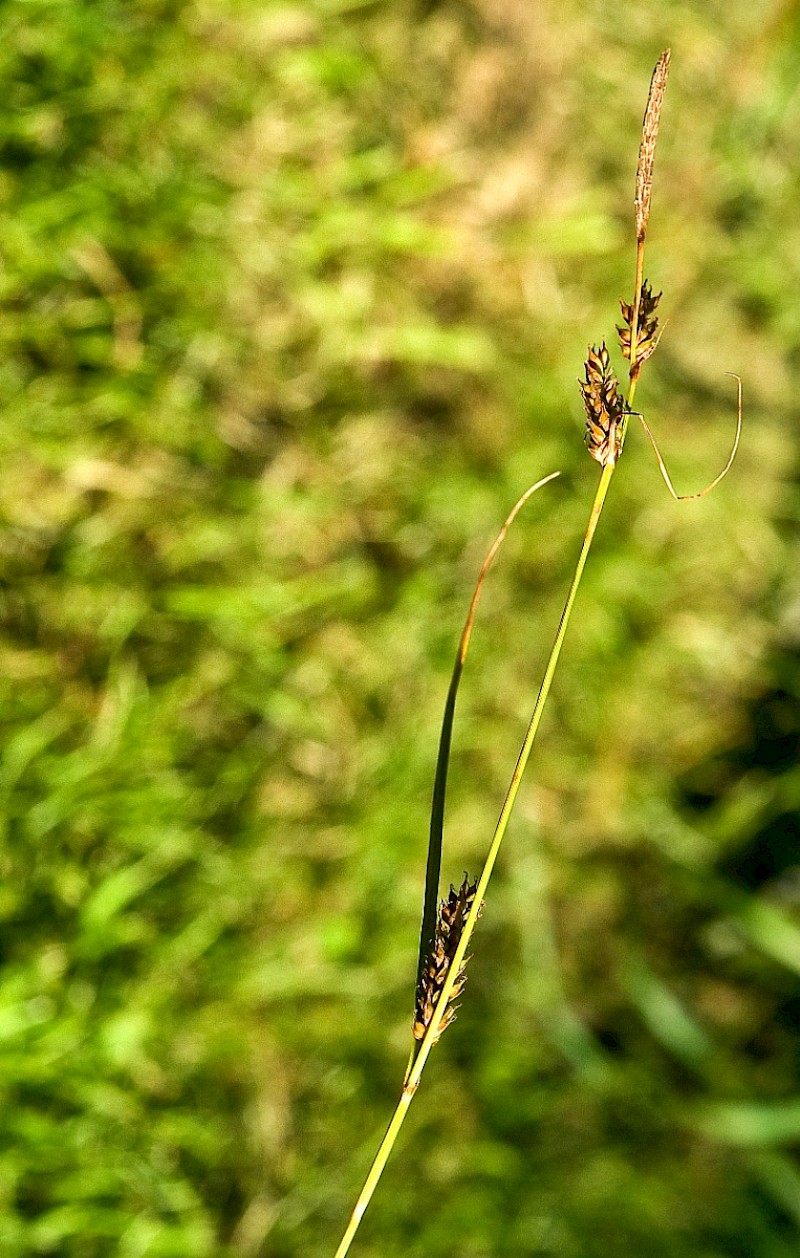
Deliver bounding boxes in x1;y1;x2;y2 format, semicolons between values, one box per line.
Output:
635;48;671;242
413;876;481;1046
580;343;626;468
618;280;662;364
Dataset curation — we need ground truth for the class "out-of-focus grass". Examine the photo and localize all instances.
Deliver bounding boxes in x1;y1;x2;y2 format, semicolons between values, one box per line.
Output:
0;1;798;1255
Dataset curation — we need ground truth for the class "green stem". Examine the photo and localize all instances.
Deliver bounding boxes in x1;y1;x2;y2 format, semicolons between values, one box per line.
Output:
619;236;645;453
333;1089;416;1258
413;471;560;1062
332;461;616;1258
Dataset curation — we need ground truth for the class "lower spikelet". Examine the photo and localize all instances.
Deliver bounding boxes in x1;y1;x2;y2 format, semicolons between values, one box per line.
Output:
413;876;481;1044
580;342;626;467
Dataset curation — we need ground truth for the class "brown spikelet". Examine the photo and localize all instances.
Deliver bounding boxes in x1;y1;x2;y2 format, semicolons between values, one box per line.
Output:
413;876;481;1045
635;48;670;242
618;280;662;364
580;342;626;467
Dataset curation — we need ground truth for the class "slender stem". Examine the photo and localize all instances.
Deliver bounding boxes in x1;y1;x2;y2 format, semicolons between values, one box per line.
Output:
410;471;560;1088
408;461;615;1087
333;1090;416;1258
332;462;615;1258
415;474;561;1003
619;236;645;453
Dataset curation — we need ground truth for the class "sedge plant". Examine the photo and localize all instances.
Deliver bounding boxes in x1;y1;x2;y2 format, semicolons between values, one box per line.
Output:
333;48;742;1258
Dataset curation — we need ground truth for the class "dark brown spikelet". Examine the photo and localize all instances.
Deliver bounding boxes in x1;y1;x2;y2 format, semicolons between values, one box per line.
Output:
413;875;481;1044
618;280;662;365
580;342;626;467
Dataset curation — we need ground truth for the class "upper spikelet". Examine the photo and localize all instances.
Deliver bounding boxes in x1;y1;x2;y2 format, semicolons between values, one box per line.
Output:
580;342;626;467
635;48;670;242
618;280;662;364
413;876;480;1045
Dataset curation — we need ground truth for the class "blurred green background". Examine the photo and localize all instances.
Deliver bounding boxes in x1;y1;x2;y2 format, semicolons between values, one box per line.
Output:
1;0;799;1254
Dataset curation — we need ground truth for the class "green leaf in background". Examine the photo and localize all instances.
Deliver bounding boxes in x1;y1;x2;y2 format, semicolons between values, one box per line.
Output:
0;1;798;1256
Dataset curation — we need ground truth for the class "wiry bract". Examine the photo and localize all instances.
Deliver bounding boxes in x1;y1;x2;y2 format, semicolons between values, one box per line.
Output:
580;342;626;467
618;280;662;364
413;876;480;1045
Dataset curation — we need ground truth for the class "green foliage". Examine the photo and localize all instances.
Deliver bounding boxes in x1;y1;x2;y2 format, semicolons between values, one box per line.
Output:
0;0;798;1255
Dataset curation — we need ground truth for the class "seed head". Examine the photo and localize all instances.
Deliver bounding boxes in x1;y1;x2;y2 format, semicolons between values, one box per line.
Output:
618;280;662;364
580;342;626;467
413;875;481;1045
